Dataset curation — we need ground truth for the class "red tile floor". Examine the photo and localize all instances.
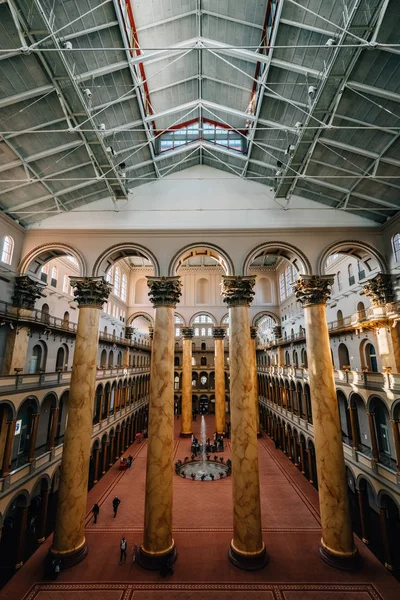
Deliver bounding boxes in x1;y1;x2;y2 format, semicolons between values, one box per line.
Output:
2;415;400;600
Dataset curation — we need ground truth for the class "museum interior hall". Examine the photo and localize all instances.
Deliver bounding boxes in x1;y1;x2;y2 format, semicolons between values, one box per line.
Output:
0;1;400;599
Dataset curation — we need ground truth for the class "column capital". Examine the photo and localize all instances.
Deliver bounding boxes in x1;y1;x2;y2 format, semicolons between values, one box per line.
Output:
181;327;194;339
69;277;111;308
213;327;226;339
12;275;46;309
148;326;154;340
221;276;255;307
125;326;134;338
293;274;334;307
272;325;282;339
146;276;182;308
363;273;394;307
250;326;258;339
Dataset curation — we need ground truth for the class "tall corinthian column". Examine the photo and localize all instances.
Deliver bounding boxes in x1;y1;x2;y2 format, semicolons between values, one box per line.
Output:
50;277;111;567
180;327;194;437
221;276;268;570
293;275;359;571
213;327;226;435
138;276;182;570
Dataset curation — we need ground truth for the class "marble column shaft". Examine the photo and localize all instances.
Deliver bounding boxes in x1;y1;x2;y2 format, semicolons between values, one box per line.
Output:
250;327;260;436
213;328;226;435
28;413;39;462
51;277;110;564
221;276;267;569
180;329;193;437
47;407;59;450
140;276;181;567
294;275;356;567
37;487;50;543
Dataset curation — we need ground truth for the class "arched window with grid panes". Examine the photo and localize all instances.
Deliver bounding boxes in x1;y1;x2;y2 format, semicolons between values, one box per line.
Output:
1;235;13;265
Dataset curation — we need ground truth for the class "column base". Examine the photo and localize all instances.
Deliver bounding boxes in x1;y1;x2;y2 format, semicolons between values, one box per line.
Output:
228;540;269;571
257;432;262;438
179;432;192;438
49;541;88;569
137;542;177;571
319;542;360;571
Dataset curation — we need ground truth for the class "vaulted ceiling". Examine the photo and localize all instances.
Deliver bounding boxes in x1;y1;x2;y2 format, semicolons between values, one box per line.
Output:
0;0;399;226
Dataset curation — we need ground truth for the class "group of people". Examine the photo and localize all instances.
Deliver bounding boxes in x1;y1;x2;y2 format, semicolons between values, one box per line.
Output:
190;432;224;455
91;496;121;523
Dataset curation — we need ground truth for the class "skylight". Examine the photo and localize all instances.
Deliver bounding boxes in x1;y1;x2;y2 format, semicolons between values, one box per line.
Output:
156;119;247;156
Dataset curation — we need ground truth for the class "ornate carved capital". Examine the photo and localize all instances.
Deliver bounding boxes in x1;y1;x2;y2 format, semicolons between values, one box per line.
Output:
147;276;182;308
69;277;111;308
363;273;394;307
148;326;154;340
250;326;258;339
221;276;255;307
125;326;134;339
181;327;194;339
293;274;334;307
12;276;46;309
213;327;226;339
272;325;282;339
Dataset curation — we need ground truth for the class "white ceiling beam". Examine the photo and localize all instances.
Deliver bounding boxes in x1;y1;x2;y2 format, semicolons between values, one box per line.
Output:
201;11;263;30
0;140;82;173
7;179;105;211
75;60;129;82
278;17;336;38
0;84;54;109
136;10;197;32
346;81;400;104
201;37;321;78
62;20;119;41
304;178;400;209
317;137;400;169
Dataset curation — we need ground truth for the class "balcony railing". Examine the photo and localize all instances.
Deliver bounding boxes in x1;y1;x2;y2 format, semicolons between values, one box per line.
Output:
261;305;390;349
0;366;150;392
0;300;151;348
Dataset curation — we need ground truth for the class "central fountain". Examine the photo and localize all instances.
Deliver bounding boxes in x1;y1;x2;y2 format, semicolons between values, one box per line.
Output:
175;416;231;481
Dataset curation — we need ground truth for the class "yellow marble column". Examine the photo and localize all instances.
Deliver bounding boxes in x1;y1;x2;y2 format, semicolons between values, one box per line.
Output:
294;275;359;570
221;276;268;570
250;327;261;437
138;276;182;570
50;277;111;567
213;327;226;435
180;328;194;438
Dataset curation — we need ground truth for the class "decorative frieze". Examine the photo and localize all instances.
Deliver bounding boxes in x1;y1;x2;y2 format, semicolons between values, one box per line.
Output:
221;276;256;307
147;276;182;308
69;277;111;308
12;276;46;309
363;273;394;307
293;275;334;308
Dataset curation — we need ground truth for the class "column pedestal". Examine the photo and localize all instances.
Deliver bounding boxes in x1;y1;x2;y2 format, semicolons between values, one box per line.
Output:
294;275;359;572
222;276;268;571
49;277;111;568
180;328;193;438
137;276;181;571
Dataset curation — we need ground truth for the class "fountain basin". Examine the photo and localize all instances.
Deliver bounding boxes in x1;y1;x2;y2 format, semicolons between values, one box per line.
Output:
176;460;230;481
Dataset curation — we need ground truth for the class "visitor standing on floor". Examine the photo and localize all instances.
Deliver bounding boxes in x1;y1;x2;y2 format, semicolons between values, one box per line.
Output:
119;537;127;564
92;503;100;524
113;496;121;518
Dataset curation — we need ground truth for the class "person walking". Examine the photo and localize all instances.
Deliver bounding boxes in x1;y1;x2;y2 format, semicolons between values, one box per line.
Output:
92;503;100;524
119;537;127;564
113;496;121;518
